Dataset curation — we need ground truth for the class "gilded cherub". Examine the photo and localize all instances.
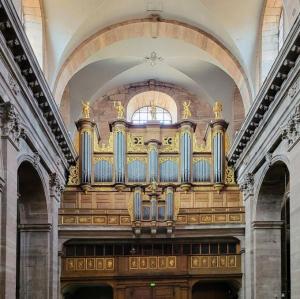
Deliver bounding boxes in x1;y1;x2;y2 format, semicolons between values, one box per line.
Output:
114;101;125;119
182;100;191;119
82;101;90;118
213;101;223;119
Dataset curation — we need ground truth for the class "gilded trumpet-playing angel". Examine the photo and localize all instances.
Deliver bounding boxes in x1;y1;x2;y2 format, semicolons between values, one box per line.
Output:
114;101;125;119
82;101;90;118
182;100;191;119
213;101;223;119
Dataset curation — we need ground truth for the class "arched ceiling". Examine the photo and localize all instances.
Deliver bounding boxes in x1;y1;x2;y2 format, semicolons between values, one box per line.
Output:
43;0;264;99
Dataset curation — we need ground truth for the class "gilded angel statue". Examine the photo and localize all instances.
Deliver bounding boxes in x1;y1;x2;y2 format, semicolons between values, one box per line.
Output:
182;100;191;119
114;101;125;119
82;101;90;118
213;101;223;119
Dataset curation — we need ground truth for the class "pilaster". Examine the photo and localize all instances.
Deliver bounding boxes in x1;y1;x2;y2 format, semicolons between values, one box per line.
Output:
0;102;22;299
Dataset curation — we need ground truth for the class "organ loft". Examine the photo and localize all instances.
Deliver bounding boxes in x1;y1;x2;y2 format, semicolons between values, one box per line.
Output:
60;100;243;298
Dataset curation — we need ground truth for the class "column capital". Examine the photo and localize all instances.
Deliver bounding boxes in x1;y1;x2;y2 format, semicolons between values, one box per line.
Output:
0;102;24;148
240;172;254;199
49;172;65;201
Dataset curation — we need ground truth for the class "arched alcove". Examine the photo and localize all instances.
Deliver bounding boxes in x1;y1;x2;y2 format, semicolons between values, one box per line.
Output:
260;0;284;84
127;91;177;124
63;284;113;299
21;0;44;68
192;281;239;299
17;161;50;298
253;161;290;298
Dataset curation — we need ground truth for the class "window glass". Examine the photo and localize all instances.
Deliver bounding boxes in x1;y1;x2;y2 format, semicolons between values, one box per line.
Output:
132;106;172;124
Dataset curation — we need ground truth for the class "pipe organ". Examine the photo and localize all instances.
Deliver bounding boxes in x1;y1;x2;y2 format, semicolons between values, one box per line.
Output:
61;101;243;294
66;101;240;235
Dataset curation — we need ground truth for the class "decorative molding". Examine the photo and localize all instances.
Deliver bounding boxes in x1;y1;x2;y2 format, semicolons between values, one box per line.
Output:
240;173;254;198
64;257;114;272
49;172;64;199
0;102;23;147
281;104;300;149
7;73;20;95
265;152;273;168
33;152;40;168
228;16;300;165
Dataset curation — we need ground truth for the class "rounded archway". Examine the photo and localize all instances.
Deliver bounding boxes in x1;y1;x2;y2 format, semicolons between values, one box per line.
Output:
53;19;252;111
253;161;290;298
127;91;177;124
192;281;238;299
260;0;284;83
16;161;50;298
63;284;113;299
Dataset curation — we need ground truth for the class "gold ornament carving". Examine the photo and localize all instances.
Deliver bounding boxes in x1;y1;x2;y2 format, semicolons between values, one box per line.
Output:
67;161;80;185
225;165;235;184
127;156;147;164
174;194;180;220
193;131;211;152
159;156;179;164
161;133;179;152
94;156;113;163
127;134;146;152
94;132;113;153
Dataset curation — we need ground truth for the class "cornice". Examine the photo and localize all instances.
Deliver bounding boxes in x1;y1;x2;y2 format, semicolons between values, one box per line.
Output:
228;15;300;167
0;0;76;165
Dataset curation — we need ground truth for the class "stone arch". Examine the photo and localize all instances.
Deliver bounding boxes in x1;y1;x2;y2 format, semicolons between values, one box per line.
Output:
53;18;252;111
192;280;239;299
252;160;290;298
16;160;51;298
21;0;44;68
127;90;178;123
260;0;284;83
62;283;114;299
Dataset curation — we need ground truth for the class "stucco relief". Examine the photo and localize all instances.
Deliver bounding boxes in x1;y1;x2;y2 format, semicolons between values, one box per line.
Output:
0;102;23;146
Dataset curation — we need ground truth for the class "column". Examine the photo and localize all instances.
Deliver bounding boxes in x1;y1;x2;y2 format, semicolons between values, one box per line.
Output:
0;102;22;299
49;173;64;299
179;121;193;191
240;173;255;299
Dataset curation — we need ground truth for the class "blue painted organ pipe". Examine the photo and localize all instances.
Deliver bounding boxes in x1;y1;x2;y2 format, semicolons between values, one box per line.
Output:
134;187;142;220
148;144;158;182
180;130;192;183
81;130;92;184
213;131;224;183
114;128;126;183
166;187;174;220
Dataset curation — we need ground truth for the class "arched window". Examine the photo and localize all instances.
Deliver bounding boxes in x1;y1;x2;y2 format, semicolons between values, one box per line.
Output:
260;0;284;84
127;91;177;124
21;0;44;69
132;106;172;124
278;9;284;51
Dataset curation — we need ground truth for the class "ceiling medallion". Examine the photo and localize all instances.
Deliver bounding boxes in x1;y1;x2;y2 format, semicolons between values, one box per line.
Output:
144;51;164;67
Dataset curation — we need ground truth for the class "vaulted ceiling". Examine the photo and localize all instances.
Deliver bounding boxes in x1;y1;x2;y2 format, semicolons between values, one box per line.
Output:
40;0;266;132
